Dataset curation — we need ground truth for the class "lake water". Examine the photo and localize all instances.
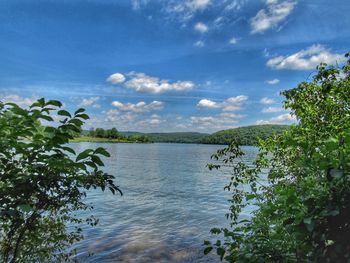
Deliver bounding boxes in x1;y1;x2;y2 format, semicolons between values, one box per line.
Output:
69;143;258;263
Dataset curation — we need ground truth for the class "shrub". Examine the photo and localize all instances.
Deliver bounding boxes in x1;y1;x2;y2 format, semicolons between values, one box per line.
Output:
205;53;350;262
0;98;121;262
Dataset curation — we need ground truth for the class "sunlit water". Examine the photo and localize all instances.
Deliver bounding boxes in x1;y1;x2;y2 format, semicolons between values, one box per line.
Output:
69;143;258;263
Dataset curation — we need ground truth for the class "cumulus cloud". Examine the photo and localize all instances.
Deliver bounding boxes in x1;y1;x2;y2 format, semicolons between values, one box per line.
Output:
138;114;163;126
194;22;208;33
191;112;243;130
197;95;248;111
260;97;275;104
223;96;248;111
256;113;296;124
108;72;194;94
266;78;280;85
111;100;164;113
106;73;126;84
250;0;297;34
1;94;37;108
197;99;219;109
261;106;285;113
266;45;345;70
101;109;164;131
78;96;100;108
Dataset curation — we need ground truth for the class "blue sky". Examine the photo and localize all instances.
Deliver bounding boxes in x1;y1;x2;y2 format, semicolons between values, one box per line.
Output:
1;0;349;132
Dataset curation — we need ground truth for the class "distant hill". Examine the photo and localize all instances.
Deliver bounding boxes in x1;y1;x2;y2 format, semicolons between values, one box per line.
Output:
146;132;209;143
200;124;290;145
82;125;290;145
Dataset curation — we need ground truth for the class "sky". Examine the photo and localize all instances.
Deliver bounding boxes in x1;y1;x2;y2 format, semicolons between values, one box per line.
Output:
1;0;349;133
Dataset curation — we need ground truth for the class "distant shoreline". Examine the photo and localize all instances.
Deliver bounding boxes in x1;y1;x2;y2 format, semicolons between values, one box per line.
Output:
70;136;152;144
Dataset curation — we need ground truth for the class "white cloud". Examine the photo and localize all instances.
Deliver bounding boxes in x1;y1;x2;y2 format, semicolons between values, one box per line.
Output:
191;112;243;130
197;99;219;109
105;109;137;124
266;45;345;70
165;0;211;23
224;0;246;11
194;22;208;33
109;72;194;94
223;95;248;111
229;37;239;45
78;96;100;108
137;114;163;126
1;94;37;108
261;106;285;113
256;113;296;125
266;78;280;85
190;0;211;10
260;97;275;104
194;40;205;47
131;0;149;10
106;73;126;84
250;0;297;34
125;73;194;93
197;95;248;111
111;100;164;113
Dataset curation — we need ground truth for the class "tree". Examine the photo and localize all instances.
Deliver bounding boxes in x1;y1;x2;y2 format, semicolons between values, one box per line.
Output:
205;53;350;262
0;98;122;262
95;128;105;138
107;128;119;139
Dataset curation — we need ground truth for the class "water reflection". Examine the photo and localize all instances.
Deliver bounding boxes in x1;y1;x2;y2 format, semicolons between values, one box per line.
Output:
69;143;258;262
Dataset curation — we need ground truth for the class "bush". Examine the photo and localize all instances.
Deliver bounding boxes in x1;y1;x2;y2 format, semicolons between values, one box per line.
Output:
0;98;121;262
205;53;350;262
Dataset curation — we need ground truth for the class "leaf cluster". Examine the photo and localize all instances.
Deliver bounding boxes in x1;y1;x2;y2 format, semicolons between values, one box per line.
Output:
0;99;121;262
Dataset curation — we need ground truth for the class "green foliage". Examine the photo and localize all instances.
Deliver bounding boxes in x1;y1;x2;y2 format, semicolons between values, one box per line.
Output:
201;125;290;145
0;99;121;262
145;132;208;143
205;54;350;262
82;127;287;145
85;128;152;143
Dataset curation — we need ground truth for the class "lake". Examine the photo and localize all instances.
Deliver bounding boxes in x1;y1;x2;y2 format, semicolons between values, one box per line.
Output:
69;143;259;263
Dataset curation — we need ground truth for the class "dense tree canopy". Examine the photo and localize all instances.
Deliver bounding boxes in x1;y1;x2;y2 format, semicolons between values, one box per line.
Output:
205;53;350;262
201;125;289;145
0;99;121;262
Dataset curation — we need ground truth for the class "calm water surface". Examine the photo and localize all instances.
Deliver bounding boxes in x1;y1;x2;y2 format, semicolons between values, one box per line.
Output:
69;143;258;263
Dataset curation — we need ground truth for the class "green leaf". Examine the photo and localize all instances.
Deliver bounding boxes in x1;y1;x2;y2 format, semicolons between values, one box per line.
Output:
39;115;54;122
75;113;89;120
68;118;84;127
76;149;93;162
58;110;72;118
60;146;76;155
217;247;225;260
91;155;104;166
204;246;213;255
94;147;111;157
74;108;85;115
45;100;62;107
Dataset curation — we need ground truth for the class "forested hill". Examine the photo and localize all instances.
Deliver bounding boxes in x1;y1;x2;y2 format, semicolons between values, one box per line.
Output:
83;124;290;145
147;132;209;143
119;125;290;145
200;124;290;145
120;132;209;144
